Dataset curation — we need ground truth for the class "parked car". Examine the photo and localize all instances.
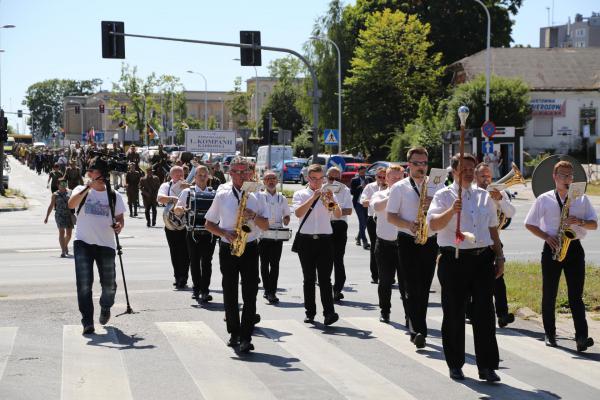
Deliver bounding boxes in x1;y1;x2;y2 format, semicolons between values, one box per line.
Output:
222;154;237;173
273;159;306;183
340;163;370;187
299;154;360;184
365;161;407;180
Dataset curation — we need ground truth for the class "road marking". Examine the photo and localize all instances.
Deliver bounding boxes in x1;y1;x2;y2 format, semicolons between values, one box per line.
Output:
430;315;600;391
0;327;18;380
61;325;133;400
157;321;275;400
260;319;417;400
344;317;555;400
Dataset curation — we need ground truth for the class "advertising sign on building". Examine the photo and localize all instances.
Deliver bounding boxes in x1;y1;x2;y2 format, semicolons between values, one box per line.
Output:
530;99;566;116
185;130;236;153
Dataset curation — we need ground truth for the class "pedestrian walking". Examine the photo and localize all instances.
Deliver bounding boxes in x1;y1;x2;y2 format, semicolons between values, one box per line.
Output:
44;179;75;257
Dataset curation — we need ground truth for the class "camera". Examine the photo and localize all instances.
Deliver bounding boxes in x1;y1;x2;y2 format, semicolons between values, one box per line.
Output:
88;151;129;176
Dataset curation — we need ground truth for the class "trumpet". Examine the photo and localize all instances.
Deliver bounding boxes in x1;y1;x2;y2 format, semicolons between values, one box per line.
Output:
320;186;338;211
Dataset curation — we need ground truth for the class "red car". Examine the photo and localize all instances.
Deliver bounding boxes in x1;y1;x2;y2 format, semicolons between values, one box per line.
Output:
341;163;370;187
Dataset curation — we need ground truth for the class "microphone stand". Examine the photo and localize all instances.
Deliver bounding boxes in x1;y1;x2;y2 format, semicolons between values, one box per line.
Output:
104;176;134;315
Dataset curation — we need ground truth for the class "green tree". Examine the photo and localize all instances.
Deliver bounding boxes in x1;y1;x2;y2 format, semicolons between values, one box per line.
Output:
226;77;250;128
445;74;531;130
24;78;101;138
344;9;444;159
262;57;306;138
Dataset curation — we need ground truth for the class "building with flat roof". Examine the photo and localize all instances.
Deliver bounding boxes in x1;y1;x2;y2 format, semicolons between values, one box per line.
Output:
540;12;600;48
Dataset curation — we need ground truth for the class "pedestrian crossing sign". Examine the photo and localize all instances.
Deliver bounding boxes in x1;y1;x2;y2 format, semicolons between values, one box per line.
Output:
324;129;339;145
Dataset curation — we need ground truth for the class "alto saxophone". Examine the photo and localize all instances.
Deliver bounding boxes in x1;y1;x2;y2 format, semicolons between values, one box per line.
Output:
414;178;429;245
553;190;577;262
231;189;252;257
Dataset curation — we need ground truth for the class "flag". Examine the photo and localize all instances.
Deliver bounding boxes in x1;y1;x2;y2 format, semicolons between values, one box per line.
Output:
118;120;128;132
146;123;159;140
87;127;95;143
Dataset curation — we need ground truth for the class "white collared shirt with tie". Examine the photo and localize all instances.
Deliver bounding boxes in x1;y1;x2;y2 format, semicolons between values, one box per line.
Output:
427;182;498;249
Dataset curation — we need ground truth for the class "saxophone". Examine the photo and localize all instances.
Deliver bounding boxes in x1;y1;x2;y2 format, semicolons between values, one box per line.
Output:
553;189;577;262
414;178;429;245
231;189;252;257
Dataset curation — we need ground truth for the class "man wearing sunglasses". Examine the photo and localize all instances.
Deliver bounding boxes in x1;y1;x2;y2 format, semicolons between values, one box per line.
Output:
525;160;597;351
360;167;386;283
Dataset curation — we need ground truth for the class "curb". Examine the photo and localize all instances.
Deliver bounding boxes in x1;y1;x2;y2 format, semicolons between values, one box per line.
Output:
0;198;30;212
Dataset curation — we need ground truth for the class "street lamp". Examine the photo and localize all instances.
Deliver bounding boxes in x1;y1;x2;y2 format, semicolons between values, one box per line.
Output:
310;35;342;154
186;70;208;129
0;24;16;110
233;58;260;140
473;0;491;137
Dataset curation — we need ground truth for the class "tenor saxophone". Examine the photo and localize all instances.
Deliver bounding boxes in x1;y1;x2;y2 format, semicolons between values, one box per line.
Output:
414;178;429;245
231;190;252;257
553;191;577;262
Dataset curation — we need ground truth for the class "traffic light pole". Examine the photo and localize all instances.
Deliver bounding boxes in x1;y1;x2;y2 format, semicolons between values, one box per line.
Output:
105;29;321;156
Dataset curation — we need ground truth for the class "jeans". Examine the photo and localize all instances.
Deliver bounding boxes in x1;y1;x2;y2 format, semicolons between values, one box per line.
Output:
74;240;117;326
353;201;368;243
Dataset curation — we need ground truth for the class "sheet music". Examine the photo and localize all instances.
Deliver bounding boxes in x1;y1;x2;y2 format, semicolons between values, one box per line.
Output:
427;168;448;194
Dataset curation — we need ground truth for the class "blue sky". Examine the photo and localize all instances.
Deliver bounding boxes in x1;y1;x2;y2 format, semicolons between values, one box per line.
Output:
0;0;598;132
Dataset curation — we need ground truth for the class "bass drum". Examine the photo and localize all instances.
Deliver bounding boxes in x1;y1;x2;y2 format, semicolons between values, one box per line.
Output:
531;155;587;198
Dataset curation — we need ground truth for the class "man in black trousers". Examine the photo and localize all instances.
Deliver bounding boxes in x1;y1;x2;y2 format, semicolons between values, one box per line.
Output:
350;165;371;249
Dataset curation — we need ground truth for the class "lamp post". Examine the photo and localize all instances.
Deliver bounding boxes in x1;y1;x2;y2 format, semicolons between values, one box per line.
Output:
186;70;208;129
310;35;342;153
0;24;16;110
473;0;491;138
233;58;260;140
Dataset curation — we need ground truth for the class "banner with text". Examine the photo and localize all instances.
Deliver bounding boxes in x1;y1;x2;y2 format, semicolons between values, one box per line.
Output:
185;130;236;153
530;99;566;117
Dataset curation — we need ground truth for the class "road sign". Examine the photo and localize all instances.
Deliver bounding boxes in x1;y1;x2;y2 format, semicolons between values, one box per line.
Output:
327;155;346;172
481;120;496;138
482;140;494;155
324;129;339;145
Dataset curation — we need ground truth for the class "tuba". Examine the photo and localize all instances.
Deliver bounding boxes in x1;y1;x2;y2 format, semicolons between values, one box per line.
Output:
490;163;526;229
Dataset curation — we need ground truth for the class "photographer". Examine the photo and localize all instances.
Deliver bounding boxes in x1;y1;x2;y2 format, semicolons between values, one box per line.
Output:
68;157;127;335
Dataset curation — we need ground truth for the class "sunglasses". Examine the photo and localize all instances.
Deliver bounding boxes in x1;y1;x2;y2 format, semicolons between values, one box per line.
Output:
409;161;428;166
376;175;386;179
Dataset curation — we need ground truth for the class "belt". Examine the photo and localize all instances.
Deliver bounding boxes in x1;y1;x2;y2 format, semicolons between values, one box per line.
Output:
377;237;398;246
440;246;490;256
298;233;333;239
330;220;347;225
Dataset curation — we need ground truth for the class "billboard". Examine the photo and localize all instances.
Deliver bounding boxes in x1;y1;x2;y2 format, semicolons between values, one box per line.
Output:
185;130;236;153
530;99;566;117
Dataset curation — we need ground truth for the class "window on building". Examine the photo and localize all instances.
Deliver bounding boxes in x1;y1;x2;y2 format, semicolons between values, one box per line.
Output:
580;107;597;137
575;41;585;47
533;117;553;136
575;28;586;37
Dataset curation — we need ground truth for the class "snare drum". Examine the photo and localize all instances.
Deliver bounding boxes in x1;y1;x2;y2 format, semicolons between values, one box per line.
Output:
261;228;292;241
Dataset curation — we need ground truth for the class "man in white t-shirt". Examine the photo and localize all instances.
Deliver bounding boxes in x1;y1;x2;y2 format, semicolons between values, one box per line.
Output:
68;157;126;335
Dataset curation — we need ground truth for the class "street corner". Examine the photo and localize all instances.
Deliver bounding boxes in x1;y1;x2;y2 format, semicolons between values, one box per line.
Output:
0;193;29;212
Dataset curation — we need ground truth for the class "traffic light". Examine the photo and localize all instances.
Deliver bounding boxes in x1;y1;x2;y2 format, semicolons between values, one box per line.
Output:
101;21;125;59
75;105;80;114
99;104;105;113
17;110;23;118
120;105;126;115
240;31;261;66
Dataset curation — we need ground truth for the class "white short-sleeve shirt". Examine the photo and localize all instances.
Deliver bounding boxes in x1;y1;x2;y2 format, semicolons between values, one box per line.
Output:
258;190;291;228
360;181;385;216
524;189;598;240
371;188;398;241
331;184;353;222
427;182;498;248
292;187;339;234
158;180;187;201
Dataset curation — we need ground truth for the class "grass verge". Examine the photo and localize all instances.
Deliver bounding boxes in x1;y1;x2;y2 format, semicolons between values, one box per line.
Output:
504;261;600;314
586;182;600;196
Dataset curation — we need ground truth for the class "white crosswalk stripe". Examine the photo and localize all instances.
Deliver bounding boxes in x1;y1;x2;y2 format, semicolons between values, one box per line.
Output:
61;325;133;400
344;317;557;400
259;319;417;400
0;327;18;381
430;315;600;392
156;321;276;400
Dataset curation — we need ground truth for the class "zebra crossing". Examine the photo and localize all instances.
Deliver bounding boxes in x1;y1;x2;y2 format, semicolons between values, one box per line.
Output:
0;316;599;399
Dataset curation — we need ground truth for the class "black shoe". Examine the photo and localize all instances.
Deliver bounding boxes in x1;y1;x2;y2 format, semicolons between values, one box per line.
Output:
82;324;95;335
99;308;111;325
227;335;239;347
152;221;156;226
267;293;279;304
355;238;361;246
363;243;371;250
263;292;268;299
192;289;200;300
371;279;378;284
498;313;515;328
239;340;255;353
324;313;339;326
175;282;188;290
134;212;138;217
379;312;390;323
413;333;426;349
576;337;594;352
478;368;501;382
449;368;465;380
201;293;213;303
333;291;344;302
254;314;261;325
304;316;315;324
545;334;557;347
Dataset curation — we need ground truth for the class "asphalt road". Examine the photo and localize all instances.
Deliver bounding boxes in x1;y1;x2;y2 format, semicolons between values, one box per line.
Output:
1;156;599;400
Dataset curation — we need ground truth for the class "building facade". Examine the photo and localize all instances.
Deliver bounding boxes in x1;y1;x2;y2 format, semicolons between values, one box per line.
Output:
540;12;600;48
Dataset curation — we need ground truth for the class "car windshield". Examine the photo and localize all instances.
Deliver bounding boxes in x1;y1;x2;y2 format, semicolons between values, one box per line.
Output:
285;162;302;168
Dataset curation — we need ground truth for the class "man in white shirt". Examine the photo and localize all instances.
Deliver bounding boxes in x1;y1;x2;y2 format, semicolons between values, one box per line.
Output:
370;165;405;325
257;170;291;304
157;166;190;289
427;153;504;382
68;157;126;335
387;147;444;349
326;167;353;302
350;166;371;249
292;164;342;326
360;167;387;283
525;160;598;351
475;162;516;328
175;165;216;303
205;157;269;353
